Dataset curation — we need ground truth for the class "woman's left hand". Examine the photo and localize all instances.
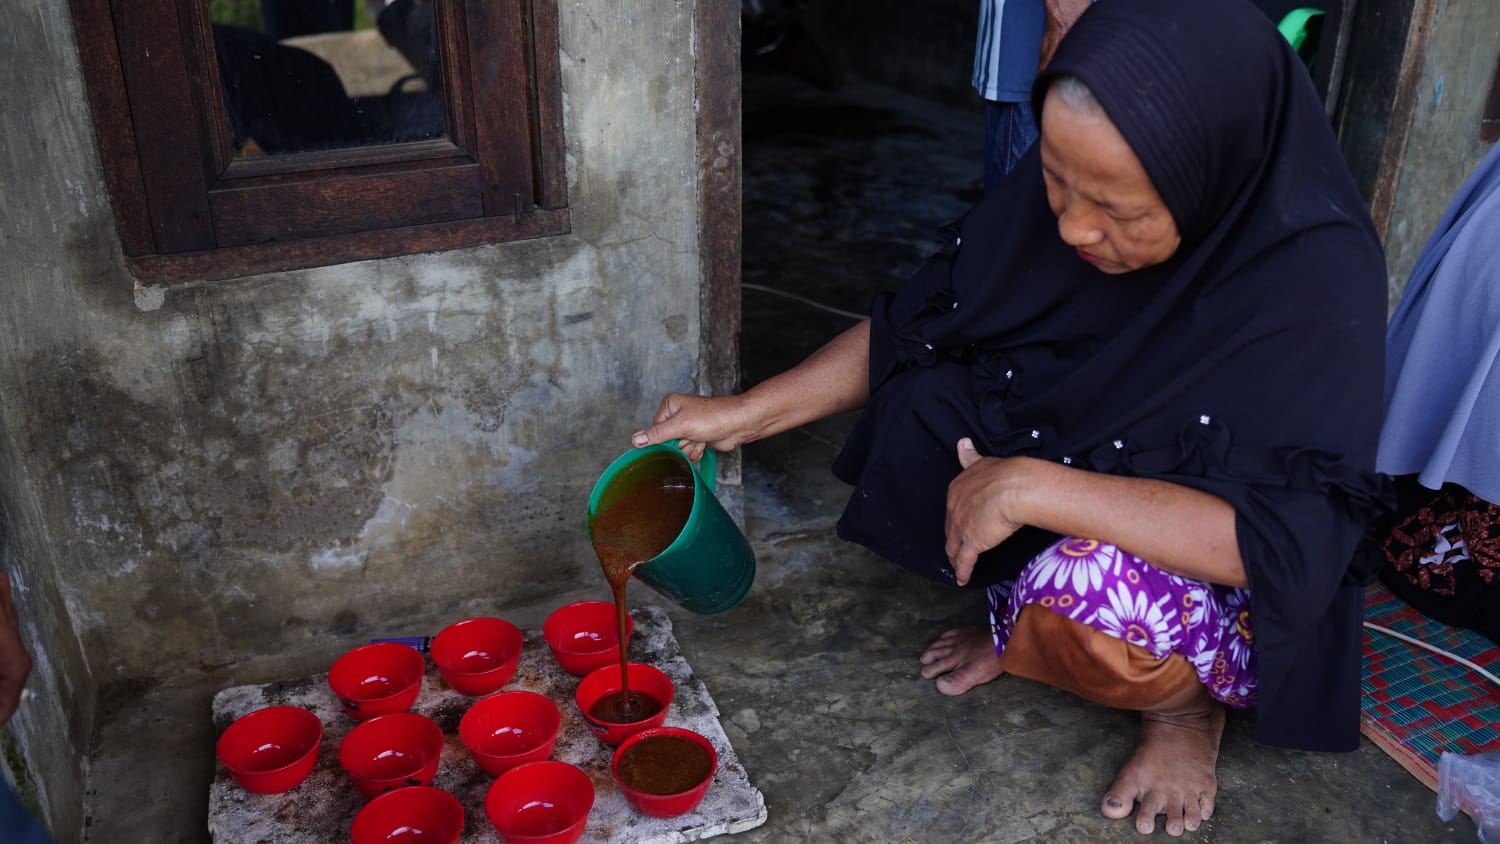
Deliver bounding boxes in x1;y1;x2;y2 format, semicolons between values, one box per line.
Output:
944;438;1032;585
945;438;1249;589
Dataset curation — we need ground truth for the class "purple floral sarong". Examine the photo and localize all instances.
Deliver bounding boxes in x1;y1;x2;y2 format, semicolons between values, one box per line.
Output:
987;536;1258;708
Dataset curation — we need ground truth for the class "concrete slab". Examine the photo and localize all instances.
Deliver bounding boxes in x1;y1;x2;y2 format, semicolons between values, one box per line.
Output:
207;607;766;843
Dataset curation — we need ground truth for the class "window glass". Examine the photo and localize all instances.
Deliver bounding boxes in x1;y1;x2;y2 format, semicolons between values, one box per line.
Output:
209;0;445;155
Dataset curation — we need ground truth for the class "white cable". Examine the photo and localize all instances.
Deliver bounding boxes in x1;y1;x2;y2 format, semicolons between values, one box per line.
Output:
1363;621;1500;688
743;282;868;321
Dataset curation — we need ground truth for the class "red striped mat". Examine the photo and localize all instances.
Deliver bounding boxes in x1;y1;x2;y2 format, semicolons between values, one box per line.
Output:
1361;580;1500;790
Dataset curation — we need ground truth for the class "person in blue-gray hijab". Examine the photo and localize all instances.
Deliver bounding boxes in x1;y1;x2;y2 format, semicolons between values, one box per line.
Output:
1378;142;1500;644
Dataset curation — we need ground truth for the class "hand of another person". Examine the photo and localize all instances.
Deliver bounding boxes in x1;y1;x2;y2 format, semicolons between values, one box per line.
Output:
945;438;1029;586
630;393;757;464
0;570;33;727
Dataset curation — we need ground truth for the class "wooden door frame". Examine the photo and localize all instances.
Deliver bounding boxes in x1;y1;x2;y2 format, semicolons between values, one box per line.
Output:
693;1;744;486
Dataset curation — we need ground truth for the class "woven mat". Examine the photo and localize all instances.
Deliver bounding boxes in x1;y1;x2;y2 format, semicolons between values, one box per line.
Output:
1361;580;1500;791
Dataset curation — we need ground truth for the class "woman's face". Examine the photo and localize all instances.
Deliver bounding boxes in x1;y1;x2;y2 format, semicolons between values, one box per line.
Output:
1039;90;1181;274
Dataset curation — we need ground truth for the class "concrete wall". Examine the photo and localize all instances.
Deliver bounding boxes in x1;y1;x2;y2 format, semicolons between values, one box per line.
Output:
0;0;720;836
1377;0;1499;307
1336;0;1500;309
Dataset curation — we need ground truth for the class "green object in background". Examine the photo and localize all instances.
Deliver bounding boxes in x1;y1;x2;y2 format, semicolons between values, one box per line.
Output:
208;0;375;31
354;0;373;31
588;444;756;615
1277;8;1324;70
209;0;263;30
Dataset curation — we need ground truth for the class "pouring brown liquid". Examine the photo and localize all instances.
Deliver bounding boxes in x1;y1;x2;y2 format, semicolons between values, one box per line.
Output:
590;453;694;718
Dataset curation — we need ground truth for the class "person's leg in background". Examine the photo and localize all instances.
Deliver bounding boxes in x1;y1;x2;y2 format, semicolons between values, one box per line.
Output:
0;774;55;844
983;99;1040;190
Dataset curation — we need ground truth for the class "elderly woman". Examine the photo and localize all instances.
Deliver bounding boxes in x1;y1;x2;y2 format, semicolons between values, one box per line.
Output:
633;0;1391;835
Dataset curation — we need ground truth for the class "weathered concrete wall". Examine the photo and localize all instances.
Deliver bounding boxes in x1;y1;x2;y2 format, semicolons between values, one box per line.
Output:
0;0;106;832
1379;0;1500;307
0;0;717;836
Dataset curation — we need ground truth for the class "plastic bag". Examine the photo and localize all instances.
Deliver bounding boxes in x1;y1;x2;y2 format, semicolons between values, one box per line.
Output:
1439;751;1500;843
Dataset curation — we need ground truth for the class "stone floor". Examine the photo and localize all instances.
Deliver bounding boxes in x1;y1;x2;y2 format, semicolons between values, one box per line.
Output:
79;68;1479;842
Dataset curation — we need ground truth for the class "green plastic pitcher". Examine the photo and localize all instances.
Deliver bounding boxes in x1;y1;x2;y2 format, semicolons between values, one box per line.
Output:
586;444;755;615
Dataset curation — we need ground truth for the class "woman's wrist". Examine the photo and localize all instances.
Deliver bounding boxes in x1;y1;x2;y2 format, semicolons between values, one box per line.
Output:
1003;456;1056;528
727;388;779;446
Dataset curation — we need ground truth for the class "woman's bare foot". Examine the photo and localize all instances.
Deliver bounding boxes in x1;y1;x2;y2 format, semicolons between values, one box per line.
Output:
918;625;1004;695
1100;684;1225;836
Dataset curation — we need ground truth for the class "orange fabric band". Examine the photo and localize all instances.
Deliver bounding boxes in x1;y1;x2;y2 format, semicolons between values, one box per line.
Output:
996;604;1200;710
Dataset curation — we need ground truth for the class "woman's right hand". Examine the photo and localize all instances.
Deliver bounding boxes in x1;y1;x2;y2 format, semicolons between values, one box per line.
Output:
631;319;873;462
630;393;759;463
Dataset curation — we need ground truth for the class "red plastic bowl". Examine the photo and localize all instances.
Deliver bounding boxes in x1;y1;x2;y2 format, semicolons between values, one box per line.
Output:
459;690;561;776
351;786;464;844
542;601;634;676
216;706;323;794
612;727;718;818
338;712;445;798
485;761;594;844
573;662;674;746
328;642;426;720
430;617;523;696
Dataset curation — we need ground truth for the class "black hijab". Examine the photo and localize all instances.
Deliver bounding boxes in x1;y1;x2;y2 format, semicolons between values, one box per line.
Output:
834;0;1392;751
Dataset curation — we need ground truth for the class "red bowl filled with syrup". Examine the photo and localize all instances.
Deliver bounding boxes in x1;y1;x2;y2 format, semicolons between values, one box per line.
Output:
612;726;718;818
573;662;673;745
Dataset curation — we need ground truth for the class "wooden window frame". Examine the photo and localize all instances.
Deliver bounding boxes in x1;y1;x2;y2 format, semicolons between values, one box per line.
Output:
69;0;569;284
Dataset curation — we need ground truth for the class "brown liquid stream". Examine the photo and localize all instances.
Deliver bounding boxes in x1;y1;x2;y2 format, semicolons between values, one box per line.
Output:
591;455;694;717
617;734;714;795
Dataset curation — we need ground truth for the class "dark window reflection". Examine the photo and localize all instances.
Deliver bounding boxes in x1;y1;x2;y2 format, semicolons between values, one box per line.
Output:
210;0;445;155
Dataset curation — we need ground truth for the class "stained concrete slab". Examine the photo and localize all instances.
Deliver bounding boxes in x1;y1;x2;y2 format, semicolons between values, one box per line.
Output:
207;608;765;843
